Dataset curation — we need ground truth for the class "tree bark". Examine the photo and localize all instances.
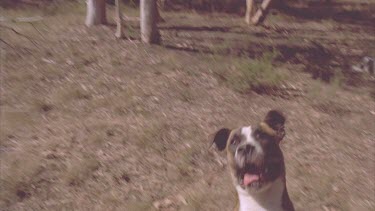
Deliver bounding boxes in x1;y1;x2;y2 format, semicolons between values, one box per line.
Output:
251;0;273;25
245;0;254;25
115;0;124;38
156;0;166;23
85;0;107;27
140;0;160;44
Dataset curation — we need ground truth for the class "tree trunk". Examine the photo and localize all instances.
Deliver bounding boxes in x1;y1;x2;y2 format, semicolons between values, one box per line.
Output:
140;0;160;44
85;0;107;26
251;0;273;25
156;0;165;23
245;0;254;24
115;0;124;38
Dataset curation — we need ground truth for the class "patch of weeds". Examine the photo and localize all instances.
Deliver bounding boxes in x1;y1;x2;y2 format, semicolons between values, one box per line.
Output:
267;12;285;23
127;24;139;39
154;52;183;72
309;71;345;102
327;71;344;96
309;80;323;99
64;156;100;186
227;50;286;94
123;4;140;17
42;1;86;16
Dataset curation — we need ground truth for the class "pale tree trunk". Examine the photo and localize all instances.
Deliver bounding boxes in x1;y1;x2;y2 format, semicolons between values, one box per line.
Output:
251;0;273;25
115;0;124;38
140;0;160;44
245;0;254;24
85;0;107;26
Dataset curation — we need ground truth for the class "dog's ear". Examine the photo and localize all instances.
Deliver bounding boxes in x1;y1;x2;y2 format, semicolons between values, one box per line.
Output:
209;128;231;151
261;110;286;142
264;110;286;130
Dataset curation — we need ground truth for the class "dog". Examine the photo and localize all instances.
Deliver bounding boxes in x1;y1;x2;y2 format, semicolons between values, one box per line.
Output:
211;110;294;211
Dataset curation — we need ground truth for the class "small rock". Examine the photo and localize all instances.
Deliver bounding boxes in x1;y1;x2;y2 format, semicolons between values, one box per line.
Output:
121;173;130;183
40;104;53;112
106;129;115;137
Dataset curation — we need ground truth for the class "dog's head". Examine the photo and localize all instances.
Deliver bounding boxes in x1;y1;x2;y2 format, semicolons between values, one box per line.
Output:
211;110;286;194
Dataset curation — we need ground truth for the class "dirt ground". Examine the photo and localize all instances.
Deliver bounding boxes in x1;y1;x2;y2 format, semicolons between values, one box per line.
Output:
1;1;374;210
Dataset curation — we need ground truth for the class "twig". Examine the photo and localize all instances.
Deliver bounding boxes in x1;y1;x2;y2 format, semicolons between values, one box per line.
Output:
0;24;39;49
30;23;46;40
0;38;14;49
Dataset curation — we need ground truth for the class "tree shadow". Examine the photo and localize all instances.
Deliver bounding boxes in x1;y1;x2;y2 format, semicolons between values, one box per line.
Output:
160;25;233;33
278;1;375;26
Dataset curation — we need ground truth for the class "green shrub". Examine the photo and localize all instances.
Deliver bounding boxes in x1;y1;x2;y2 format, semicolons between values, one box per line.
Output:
228;51;286;93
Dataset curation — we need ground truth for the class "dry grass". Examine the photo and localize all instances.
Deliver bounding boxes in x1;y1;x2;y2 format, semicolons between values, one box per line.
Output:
64;156;100;186
0;150;42;206
1;1;375;210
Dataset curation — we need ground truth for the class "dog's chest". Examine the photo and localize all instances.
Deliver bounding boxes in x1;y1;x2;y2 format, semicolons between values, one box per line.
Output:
238;195;283;211
236;178;285;211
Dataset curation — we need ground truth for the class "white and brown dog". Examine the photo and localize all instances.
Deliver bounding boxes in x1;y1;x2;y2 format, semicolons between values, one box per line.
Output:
211;110;294;211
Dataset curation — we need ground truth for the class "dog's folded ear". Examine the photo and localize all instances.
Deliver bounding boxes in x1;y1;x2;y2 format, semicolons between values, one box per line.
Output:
264;110;286;130
209;128;231;151
261;110;286;141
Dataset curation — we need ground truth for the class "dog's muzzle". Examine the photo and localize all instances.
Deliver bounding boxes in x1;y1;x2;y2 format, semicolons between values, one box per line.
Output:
235;144;264;188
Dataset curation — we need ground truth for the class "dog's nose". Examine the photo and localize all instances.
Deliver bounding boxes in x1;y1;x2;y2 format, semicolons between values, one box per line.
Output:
238;144;255;154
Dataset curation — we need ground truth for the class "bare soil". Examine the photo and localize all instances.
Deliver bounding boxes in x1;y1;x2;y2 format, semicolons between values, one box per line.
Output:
1;1;374;210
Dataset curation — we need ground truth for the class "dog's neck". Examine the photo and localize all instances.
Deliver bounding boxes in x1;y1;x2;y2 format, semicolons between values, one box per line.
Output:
236;177;286;211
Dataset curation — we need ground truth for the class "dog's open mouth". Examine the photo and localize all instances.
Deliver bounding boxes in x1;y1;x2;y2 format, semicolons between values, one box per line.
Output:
238;164;263;188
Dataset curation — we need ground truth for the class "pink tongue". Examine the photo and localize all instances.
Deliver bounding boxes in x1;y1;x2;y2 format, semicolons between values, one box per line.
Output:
243;173;259;186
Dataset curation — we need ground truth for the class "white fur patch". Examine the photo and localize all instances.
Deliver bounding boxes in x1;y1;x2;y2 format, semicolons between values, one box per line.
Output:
241;126;263;154
236;178;285;211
